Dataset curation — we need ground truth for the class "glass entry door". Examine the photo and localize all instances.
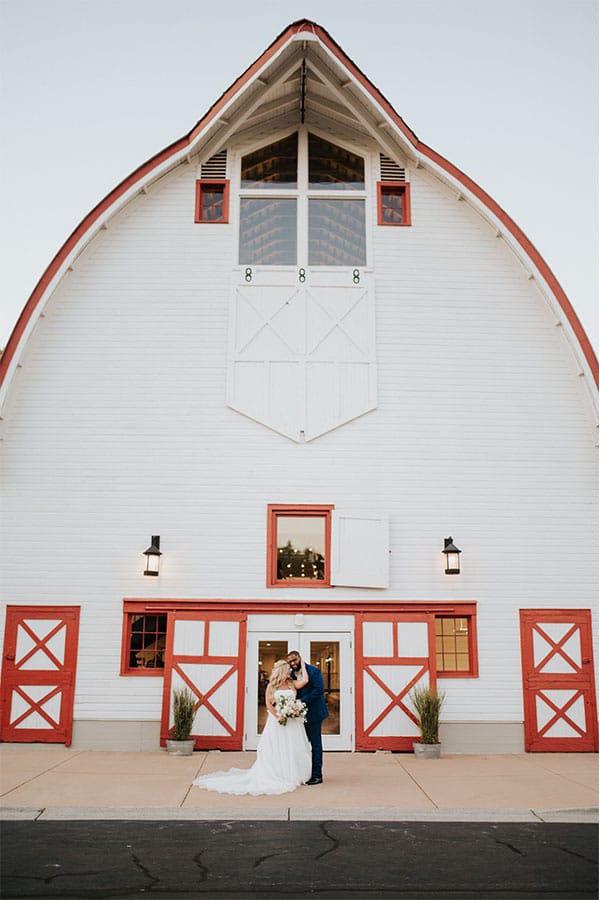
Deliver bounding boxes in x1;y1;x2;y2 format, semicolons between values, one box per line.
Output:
245;632;353;750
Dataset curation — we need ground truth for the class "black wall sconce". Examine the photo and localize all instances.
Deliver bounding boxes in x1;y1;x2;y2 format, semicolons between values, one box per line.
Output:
443;536;461;575
143;535;162;576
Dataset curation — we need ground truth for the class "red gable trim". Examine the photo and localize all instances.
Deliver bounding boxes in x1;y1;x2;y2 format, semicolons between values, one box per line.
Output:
1;20;596;389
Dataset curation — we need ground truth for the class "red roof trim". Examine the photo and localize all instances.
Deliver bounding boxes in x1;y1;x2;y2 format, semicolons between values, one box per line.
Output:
1;19;596;388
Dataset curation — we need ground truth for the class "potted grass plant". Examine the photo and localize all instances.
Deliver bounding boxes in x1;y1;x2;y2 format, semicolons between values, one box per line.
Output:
410;684;445;759
166;687;196;756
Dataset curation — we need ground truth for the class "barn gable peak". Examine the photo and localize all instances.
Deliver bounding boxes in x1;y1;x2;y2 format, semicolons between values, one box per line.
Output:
0;20;596;404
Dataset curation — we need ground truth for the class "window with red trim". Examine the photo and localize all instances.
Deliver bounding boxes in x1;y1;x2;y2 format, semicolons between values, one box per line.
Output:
267;504;333;587
377;182;411;226
195;179;230;223
435;615;478;677
121;613;167;675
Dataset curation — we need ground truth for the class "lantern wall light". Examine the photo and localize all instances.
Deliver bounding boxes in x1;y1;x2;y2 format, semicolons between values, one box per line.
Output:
443;536;461;575
143;535;162;576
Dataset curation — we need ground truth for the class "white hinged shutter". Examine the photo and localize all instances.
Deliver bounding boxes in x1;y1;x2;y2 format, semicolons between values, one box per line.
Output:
331;509;389;588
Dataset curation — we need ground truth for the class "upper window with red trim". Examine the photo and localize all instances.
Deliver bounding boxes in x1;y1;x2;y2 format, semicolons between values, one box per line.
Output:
195;180;230;223
377;182;411;226
267;504;333;588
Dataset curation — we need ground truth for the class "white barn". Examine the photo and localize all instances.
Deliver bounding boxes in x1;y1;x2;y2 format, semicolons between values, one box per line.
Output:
0;20;597;755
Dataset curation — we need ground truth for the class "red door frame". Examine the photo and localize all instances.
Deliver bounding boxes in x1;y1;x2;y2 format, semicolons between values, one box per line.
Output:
0;606;81;746
160;611;247;749
520;609;598;752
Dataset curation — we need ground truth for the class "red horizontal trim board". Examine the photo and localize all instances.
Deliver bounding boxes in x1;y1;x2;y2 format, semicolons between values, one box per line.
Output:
1;19;596;388
124;598;477;615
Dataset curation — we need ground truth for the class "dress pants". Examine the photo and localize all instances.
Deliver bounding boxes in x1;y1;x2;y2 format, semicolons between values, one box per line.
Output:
304;719;323;778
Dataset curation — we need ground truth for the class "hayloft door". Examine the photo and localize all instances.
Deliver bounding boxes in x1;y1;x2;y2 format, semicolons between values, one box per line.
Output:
0;606;80;745
160;612;247;749
520;609;598;752
355;613;437;751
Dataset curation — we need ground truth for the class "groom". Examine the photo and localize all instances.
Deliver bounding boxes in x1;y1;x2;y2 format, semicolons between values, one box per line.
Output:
288;650;328;785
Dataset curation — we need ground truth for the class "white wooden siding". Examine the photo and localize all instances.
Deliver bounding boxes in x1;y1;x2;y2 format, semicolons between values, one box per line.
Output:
0;155;596;727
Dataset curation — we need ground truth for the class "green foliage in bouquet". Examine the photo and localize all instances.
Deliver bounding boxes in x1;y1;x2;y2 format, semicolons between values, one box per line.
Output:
170;687;196;740
410;685;446;744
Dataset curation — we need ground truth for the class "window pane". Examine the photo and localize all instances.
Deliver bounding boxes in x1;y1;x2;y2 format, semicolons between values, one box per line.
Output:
309;133;364;190
241;133;298;189
201;185;224;221
308;199;366;266
310;641;340;735
239;198;297;265
381;186;405;224
257;639;289;733
128;613;166;669
435;616;472;674
276;515;325;581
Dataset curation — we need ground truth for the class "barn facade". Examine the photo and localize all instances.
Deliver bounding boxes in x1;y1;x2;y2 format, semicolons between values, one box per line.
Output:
0;21;597;755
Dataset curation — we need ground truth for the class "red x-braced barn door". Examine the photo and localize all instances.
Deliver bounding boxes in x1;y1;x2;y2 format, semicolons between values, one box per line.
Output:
0;606;81;745
356;613;437;750
160;612;247;749
520;609;598;752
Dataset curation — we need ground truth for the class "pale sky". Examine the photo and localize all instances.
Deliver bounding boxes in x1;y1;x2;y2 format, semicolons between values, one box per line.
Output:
0;0;597;351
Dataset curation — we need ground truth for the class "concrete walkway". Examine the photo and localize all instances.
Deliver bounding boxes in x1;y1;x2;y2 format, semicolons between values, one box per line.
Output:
0;745;597;822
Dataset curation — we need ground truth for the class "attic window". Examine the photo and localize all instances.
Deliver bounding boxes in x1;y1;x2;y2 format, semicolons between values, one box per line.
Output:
377;182;411;226
241;133;298;189
239;131;366;267
195;180;230;223
309;134;364;190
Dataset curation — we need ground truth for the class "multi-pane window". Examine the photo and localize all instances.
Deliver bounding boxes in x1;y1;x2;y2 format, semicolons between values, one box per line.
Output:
377;182;411;226
239;131;366;267
435;616;474;675
267;504;333;587
195;180;230;223
123;614;167;674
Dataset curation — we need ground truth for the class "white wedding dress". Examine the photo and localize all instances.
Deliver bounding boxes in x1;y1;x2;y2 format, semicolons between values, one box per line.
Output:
192;690;312;796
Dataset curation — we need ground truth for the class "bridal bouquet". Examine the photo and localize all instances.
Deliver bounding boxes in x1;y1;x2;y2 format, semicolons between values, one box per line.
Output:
276;695;307;726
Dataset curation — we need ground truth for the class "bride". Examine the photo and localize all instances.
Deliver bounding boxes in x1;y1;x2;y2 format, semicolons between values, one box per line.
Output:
192;658;312;795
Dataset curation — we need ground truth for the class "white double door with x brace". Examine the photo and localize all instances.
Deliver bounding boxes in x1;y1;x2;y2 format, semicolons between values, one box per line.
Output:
244;615;354;751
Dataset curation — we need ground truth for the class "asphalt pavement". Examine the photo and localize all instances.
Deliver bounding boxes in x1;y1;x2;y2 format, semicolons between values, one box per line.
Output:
1;819;598;899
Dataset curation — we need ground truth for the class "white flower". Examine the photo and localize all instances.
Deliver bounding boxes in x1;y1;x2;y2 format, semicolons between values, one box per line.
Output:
276;695;307;726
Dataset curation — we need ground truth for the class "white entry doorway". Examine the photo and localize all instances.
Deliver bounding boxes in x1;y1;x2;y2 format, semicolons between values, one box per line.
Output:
245;616;354;750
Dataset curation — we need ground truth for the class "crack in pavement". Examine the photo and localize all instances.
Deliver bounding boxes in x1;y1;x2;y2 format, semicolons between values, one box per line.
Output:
253;849;293;869
315;822;340;861
128;848;161;890
192;846;210;882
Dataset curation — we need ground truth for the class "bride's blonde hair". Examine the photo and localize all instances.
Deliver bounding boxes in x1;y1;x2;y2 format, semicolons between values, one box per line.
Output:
269;659;291;689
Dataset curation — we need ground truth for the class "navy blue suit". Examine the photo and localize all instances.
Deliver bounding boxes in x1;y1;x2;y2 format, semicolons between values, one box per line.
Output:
295;662;328;779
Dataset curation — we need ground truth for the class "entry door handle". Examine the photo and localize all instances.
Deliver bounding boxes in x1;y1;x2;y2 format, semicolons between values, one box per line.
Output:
5;655;15;661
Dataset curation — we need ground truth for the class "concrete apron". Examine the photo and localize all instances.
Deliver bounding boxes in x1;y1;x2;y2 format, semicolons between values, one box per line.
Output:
0;748;597;822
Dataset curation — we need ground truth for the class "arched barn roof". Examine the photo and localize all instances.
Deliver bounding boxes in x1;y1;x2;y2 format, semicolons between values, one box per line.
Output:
0;19;597;404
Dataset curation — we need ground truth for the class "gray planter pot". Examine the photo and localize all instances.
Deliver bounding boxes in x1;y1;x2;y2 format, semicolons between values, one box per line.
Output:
166;738;195;756
413;741;441;759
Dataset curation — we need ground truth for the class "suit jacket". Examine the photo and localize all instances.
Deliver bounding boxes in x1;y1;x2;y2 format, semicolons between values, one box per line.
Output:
296;662;329;725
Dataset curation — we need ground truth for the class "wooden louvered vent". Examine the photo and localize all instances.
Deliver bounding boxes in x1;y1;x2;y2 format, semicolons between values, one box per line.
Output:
201;150;227;179
380;154;405;182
